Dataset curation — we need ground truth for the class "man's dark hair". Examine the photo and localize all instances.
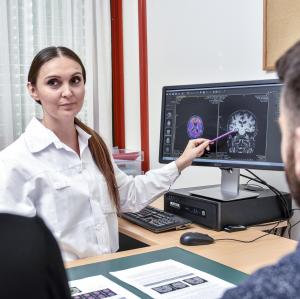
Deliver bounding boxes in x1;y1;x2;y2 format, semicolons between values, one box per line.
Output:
276;41;300;208
276;40;300;127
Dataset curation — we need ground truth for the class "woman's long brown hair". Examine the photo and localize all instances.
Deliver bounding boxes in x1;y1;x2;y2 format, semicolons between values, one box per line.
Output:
74;118;120;211
28;46;120;211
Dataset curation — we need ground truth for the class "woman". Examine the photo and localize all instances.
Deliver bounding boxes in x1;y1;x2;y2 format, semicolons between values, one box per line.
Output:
0;46;210;261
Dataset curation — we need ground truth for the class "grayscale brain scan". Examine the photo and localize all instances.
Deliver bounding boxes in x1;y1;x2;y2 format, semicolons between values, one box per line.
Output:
227;110;257;154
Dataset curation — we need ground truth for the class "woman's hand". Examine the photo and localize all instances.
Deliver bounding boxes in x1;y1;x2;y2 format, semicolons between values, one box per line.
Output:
175;138;211;172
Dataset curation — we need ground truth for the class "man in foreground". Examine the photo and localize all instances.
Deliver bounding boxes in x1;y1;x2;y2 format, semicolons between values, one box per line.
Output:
221;40;300;299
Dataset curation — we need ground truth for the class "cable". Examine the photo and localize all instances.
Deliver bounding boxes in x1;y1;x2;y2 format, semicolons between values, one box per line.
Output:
245;170;290;216
250;220;285;227
244;179;265;191
214;221;282;244
285;209;300;234
250;219;287;234
241;169;292;238
241;173;290;220
247;170;292;234
243;172;291;236
244;171;290;218
241;172;290;219
289;219;300;231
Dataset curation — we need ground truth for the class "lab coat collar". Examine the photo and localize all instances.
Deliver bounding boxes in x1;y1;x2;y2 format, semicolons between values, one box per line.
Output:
24;117;91;153
76;124;92;156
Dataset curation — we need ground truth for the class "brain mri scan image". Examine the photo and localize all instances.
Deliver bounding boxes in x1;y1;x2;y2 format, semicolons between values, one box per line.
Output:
187;115;204;139
162;84;279;165
227;110;257;154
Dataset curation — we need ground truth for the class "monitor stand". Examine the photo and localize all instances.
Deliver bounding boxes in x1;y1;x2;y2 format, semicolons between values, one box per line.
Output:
190;168;259;201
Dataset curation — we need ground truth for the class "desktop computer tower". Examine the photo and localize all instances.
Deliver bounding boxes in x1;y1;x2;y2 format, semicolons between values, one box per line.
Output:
164;185;292;231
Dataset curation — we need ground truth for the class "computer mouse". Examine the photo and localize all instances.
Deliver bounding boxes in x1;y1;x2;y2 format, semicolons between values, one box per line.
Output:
180;232;215;246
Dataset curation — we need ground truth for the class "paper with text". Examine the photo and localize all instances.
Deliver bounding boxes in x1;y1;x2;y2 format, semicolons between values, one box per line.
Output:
110;259;235;299
69;274;140;299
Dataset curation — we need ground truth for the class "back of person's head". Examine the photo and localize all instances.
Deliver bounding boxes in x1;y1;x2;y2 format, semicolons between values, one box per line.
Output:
0;214;71;299
276;40;300;130
276;40;300;206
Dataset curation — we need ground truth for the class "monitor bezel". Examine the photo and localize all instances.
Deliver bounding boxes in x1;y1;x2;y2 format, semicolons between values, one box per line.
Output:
159;79;284;171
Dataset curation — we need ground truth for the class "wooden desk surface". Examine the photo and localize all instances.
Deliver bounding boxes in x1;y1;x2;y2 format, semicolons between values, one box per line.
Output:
67;197;297;276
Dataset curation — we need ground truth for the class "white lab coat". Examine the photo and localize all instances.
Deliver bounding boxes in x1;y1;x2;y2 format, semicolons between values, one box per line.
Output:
0;118;180;261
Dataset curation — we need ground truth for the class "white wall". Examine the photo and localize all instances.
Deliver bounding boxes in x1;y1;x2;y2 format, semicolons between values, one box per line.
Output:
123;0;300;237
123;0;141;151
147;0;279;187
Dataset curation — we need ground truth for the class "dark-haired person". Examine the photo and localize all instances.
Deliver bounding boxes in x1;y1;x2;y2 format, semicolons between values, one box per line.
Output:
0;46;210;261
220;40;300;299
0;213;71;299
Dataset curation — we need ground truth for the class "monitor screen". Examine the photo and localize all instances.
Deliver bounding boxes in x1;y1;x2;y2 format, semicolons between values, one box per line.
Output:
159;80;283;171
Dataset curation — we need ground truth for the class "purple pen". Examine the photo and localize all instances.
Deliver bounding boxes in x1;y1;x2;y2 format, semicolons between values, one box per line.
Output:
210;130;237;143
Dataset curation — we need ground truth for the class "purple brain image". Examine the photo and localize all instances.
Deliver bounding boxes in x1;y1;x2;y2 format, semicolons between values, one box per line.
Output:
187;115;204;139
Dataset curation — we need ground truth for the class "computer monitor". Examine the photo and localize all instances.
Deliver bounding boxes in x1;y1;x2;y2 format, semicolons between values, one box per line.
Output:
159;79;283;201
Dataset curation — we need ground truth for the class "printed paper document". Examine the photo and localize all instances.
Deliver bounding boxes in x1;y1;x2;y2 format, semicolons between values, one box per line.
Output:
110;259;235;299
69;274;140;298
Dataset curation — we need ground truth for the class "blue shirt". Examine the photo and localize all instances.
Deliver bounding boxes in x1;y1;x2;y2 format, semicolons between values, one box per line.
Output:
221;241;300;299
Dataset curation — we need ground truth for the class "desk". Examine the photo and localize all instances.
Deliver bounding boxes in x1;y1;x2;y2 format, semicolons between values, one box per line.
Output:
67;197;297;276
67;246;248;298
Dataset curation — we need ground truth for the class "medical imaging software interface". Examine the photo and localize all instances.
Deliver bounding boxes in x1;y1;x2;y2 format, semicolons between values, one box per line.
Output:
161;82;282;168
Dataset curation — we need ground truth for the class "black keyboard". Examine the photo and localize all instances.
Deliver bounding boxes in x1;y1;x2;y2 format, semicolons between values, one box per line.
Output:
122;206;192;233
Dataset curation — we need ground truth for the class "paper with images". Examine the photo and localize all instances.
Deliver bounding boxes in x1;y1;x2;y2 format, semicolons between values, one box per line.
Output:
69;274;140;299
110;259;235;299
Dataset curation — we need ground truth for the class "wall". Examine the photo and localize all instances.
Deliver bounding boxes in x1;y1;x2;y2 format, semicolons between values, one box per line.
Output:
122;0;300;238
123;0;141;151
